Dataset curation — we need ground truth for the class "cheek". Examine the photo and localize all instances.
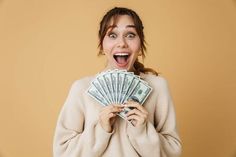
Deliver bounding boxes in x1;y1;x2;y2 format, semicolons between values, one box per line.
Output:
102;38;114;51
130;41;141;53
102;41;113;58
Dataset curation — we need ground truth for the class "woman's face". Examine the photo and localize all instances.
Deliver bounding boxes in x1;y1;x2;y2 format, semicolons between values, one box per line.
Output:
102;15;141;71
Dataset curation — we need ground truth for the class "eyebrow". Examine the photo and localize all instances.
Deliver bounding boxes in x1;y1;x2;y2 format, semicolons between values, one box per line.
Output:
126;25;136;28
107;24;136;30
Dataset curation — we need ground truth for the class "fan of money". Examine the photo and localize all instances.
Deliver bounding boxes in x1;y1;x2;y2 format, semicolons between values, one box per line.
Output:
87;69;152;120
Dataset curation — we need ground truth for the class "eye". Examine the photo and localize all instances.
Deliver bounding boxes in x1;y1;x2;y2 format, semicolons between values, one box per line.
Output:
126;32;136;39
108;32;117;39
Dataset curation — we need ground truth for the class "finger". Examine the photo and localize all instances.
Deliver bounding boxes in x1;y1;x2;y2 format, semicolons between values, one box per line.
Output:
112;104;125;107
126;109;144;117
124;101;148;114
101;108;123;121
109;104;124;111
101;105;124;113
108;112;117;118
100;109;120;119
102;104;124;109
126;114;142;122
101;112;117;122
126;110;148;123
110;106;124;113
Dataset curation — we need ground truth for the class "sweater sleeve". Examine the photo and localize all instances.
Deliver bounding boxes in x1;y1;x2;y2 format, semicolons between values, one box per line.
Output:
127;77;182;157
53;80;114;157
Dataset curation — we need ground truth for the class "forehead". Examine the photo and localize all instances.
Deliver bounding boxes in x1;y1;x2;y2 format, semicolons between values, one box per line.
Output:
106;15;136;31
108;15;135;27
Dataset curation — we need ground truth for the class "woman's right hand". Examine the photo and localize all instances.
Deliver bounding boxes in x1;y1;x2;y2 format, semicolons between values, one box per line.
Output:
99;104;124;133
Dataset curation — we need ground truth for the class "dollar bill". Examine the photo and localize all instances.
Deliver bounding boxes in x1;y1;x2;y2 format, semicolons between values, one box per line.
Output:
103;72;115;103
97;75;113;103
122;76;140;103
87;85;108;106
87;85;127;120
92;79;112;104
111;70;118;103
117;72;125;104
129;81;152;105
120;73;135;104
87;69;153;121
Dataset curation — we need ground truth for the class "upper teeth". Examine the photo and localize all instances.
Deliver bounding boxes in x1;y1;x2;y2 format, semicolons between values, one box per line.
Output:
114;53;129;56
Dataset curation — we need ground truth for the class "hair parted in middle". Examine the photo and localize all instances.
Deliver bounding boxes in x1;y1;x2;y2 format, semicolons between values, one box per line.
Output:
98;7;158;76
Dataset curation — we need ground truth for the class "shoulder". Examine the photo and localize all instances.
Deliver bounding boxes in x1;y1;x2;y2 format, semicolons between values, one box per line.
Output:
142;73;173;100
142;73;169;88
69;76;95;93
141;73;171;95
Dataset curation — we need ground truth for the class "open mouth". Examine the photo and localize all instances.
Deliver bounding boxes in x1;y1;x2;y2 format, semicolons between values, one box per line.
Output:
113;53;130;66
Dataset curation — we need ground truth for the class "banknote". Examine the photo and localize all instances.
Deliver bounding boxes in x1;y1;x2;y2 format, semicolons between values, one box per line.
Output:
87;69;152;121
87;85;108;106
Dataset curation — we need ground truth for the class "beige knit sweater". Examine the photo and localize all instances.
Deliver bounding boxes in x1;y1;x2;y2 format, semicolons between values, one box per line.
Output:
53;73;182;157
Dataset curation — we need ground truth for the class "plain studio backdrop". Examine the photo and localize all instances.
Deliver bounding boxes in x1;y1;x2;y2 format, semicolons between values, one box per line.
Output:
0;0;236;157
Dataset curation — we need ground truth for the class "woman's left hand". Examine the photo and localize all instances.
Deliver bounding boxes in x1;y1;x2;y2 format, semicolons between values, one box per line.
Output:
124;100;148;127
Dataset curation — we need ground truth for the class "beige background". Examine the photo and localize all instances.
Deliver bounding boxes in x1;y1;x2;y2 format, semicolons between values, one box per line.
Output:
0;0;236;157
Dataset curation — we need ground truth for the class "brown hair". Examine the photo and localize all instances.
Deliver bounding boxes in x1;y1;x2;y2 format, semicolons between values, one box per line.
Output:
98;7;158;76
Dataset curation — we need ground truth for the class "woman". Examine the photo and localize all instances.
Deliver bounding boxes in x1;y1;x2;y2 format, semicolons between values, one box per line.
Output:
53;7;182;157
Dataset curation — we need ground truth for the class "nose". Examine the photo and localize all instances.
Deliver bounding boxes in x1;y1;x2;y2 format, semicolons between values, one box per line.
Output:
117;36;128;48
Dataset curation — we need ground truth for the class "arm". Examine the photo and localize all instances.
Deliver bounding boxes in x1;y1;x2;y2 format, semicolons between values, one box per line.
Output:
53;81;113;157
126;77;182;157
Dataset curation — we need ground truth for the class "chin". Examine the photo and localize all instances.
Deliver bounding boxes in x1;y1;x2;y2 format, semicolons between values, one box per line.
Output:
117;65;133;71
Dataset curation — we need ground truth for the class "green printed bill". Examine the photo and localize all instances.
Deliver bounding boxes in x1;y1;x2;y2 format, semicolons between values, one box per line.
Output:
87;69;152;120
